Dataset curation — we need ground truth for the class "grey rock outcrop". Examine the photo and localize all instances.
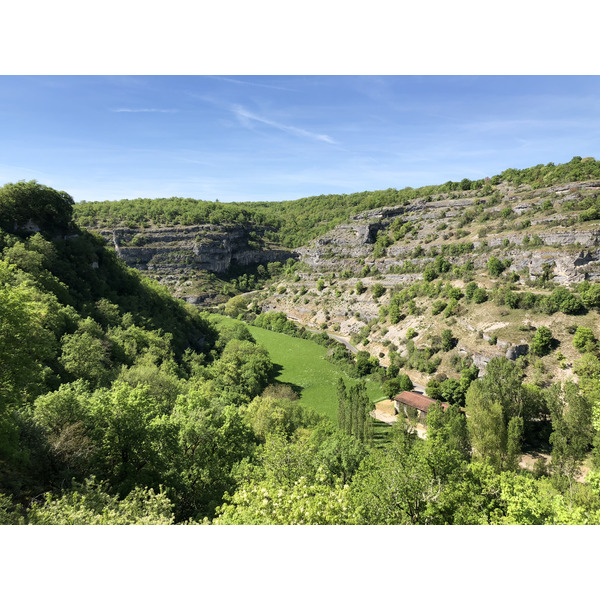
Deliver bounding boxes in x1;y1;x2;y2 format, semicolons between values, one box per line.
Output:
97;224;296;275
297;180;600;284
505;344;529;361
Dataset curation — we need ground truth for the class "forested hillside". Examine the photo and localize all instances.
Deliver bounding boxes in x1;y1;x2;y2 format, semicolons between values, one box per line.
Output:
4;162;600;524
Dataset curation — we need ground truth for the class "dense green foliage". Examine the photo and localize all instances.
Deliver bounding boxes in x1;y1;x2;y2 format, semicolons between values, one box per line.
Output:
337;379;373;444
0;181;262;521
530;326;554;356
0;180;75;232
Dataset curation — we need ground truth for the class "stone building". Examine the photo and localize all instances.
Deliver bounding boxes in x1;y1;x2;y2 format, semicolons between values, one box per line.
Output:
392;391;450;425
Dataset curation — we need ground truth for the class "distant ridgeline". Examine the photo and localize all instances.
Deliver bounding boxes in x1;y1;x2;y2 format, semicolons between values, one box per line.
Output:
74;156;600;249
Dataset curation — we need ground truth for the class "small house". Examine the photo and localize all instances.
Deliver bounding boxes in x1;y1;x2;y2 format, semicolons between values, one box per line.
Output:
392;391;450;425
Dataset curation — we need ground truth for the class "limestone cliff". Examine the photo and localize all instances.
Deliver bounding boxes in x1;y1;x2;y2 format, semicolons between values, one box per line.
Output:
93;223;296;302
298;180;600;285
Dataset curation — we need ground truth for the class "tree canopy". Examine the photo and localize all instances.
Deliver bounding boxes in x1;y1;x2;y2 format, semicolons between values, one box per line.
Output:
0;180;74;231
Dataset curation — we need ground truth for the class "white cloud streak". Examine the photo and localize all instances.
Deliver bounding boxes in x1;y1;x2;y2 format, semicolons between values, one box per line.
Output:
213;76;295;92
232;105;336;144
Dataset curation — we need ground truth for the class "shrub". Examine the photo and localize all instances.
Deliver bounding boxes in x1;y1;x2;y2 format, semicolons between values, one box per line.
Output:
465;282;478;300
446;286;464;301
580;283;600;309
549;287;584;315
372;283;385;300
504;289;519;309
531;235;544;247
487;256;505;277
431;300;447;315
443;299;459;318
520;292;536;310
441;329;456;352
573;326;597;353
530;326;553;356
472;288;488;304
423;264;438;282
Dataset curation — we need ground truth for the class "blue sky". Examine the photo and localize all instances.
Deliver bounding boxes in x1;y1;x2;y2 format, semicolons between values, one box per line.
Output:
1;75;600;204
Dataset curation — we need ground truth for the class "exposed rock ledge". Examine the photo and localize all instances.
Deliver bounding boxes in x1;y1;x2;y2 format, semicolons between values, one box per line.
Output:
95;223;297;275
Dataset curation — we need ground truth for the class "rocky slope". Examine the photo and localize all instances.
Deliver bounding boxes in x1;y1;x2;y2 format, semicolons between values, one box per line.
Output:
253;179;600;385
298;180;600;283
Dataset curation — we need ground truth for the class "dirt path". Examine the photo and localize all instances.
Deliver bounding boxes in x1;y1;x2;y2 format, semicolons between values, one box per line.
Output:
519;452;590;482
304;327;359;354
371;409;397;425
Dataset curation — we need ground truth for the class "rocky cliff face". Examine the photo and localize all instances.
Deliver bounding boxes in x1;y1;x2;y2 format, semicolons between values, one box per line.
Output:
93;223;296;302
298;180;600;285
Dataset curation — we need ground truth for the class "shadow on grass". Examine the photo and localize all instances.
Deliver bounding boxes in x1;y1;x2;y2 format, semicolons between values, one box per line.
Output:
264;365;305;399
270;362;284;379
273;380;304;398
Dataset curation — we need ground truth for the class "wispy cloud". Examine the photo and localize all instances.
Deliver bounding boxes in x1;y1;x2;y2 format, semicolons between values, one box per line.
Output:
212;76;295;92
232;105;335;144
112;108;178;113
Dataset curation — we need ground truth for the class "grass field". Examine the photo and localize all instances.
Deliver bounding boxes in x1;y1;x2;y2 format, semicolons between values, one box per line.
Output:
209;315;386;422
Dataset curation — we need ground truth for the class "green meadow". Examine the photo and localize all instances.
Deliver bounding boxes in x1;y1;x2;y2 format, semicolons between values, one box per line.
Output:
209;315;386;421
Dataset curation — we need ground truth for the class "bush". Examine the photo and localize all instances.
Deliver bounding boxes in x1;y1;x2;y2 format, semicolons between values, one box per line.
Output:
504;289;520;309
573;326;597;353
372;283;385;299
487;256;505;277
580;283;600;309
549;287;584;314
530;326;553;356
443;299;459;318
423;264;438;282
465;282;478;300
472;288;488;304
446;286;464;301
431;300;447;315
441;329;456;352
531;235;544;247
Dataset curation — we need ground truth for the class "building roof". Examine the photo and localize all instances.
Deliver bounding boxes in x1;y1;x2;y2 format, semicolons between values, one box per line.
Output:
393;391;450;413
